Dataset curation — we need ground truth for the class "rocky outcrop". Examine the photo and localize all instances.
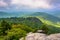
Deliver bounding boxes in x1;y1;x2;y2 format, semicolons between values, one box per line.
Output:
26;33;46;40
47;33;60;40
20;33;60;40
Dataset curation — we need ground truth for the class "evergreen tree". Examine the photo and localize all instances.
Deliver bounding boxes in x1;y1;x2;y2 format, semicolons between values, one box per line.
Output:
0;20;11;35
40;24;49;34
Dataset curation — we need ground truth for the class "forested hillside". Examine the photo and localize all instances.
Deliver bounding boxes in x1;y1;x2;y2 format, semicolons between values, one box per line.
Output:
0;17;60;40
0;17;43;40
0;12;60;40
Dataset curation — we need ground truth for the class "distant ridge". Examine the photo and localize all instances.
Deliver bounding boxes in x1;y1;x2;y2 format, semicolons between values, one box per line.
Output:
0;11;60;23
27;12;60;23
53;13;60;18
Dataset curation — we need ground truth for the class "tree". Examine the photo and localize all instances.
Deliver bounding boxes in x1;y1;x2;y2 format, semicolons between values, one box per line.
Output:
39;24;49;34
0;20;12;35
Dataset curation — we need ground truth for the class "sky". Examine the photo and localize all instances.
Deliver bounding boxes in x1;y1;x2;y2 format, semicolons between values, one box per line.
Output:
0;0;60;12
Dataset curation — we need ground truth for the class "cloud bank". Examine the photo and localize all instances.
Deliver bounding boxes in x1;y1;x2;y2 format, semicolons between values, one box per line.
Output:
0;0;8;7
11;0;53;9
0;0;60;11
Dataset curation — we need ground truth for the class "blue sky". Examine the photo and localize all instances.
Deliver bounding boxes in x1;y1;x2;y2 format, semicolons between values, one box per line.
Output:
0;0;60;13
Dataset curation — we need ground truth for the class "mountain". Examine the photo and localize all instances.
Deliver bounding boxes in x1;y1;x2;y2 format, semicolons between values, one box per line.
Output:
51;10;60;18
53;13;60;18
0;12;13;18
0;11;24;18
0;17;43;28
0;12;9;18
0;11;33;18
0;11;60;23
27;12;60;23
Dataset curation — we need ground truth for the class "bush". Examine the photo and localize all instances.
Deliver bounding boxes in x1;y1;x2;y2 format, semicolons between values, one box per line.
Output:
12;24;34;33
5;28;26;40
39;24;49;34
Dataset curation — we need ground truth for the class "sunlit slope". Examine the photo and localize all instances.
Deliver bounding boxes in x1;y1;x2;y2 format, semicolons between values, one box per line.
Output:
26;12;60;26
28;12;60;23
37;17;60;27
26;12;60;34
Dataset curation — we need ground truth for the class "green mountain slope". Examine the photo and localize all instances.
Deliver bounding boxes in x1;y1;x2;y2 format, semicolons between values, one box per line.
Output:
0;12;13;18
53;13;60;18
0;17;43;28
27;12;60;23
0;11;60;26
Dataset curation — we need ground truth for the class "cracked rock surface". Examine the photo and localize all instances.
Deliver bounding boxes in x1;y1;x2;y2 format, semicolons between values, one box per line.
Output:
20;33;60;40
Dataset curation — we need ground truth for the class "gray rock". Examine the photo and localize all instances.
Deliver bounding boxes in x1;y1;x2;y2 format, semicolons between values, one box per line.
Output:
26;33;46;40
36;30;45;33
47;33;60;40
19;33;60;40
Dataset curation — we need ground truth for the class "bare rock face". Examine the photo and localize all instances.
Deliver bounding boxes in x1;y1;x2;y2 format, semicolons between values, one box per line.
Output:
47;33;60;40
26;33;46;40
20;33;60;40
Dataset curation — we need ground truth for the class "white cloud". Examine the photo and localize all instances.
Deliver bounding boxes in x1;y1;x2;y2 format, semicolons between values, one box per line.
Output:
11;0;53;9
0;0;8;7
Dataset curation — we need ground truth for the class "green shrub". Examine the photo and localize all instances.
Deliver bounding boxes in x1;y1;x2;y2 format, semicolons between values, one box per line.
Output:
39;24;49;34
5;28;26;40
13;24;34;33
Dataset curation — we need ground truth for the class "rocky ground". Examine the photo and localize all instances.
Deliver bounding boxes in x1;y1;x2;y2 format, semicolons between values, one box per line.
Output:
20;32;60;40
